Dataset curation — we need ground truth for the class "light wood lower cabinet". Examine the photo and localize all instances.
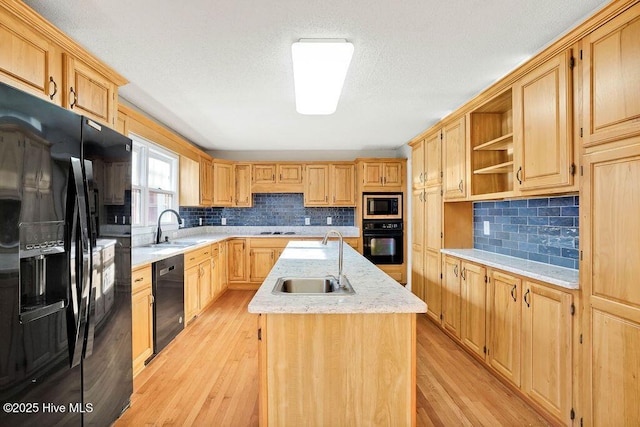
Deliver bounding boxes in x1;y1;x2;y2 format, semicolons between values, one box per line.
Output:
440;255;576;424
258;312;416;426
131;264;153;378
442;255;461;339
227;239;248;283
488;270;522;387
184;245;213;322
249;248;276;283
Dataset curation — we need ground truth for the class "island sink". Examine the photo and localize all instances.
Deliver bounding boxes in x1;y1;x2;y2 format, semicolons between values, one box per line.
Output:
272;276;355;295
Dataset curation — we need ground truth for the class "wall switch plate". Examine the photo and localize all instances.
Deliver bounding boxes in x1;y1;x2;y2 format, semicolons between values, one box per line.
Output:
305;217;310;225
483;221;490;235
198;217;203;226
221;218;227;225
327;217;332;225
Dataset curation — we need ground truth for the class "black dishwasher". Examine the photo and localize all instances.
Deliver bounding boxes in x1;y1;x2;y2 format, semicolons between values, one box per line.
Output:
151;254;185;358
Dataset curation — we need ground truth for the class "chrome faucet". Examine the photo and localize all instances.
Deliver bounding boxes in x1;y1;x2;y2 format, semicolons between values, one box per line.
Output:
322;230;345;286
156;209;183;244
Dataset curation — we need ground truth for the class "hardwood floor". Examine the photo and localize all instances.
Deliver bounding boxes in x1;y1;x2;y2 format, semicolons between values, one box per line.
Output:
116;290;550;426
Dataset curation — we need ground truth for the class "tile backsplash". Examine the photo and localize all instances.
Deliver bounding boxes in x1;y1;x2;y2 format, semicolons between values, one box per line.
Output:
473;195;579;269
180;193;355;228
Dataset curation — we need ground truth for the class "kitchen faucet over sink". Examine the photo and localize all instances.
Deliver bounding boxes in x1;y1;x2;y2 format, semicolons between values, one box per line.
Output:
156;209;183;244
322;230;346;287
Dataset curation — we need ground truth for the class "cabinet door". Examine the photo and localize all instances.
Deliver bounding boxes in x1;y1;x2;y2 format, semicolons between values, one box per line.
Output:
442;256;461;339
330;164;355;206
424;131;442;187
582;142;640;426
131;283;153;377
184;265;201;321
362;162;383;186
410;247;424;302
0;11;62;104
63;54;117;127
199;157;213;206
277;164;302;184
582;4;640;147
227;239;247;282
234;163;252;207
424;186;442;252
382;162;402;186
460;262;486;359
198;261;212;310
411;140;425;188
179;156;200;206
210;253;220;298
424;250;441;324
443;116;467;199
411;189;424;253
253;164;276;184
488;270;521;386
304;164;329;206
250;248;275;283
513;51;573;191
522;281;572;424
213;162;234;206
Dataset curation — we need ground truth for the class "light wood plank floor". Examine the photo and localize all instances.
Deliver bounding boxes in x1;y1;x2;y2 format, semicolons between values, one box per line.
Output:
115;290;550;426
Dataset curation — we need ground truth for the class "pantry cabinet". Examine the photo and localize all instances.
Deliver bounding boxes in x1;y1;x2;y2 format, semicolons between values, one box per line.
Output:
131;264;153;378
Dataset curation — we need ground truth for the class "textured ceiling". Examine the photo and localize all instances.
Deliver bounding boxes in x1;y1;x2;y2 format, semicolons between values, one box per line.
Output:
25;0;608;152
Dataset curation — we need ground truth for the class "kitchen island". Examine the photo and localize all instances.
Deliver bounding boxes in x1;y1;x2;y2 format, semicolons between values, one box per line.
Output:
248;240;426;426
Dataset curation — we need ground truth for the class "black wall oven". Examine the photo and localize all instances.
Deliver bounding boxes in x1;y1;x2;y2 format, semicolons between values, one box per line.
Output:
362;221;403;265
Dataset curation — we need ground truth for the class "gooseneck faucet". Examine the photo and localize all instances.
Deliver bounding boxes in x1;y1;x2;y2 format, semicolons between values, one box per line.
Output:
322;230;344;286
156;209;183;244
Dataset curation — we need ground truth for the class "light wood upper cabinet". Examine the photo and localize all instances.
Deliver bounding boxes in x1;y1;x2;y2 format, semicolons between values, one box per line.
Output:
513;51;574;192
252;163;304;193
63;54;117;127
304;164;330;206
488;270;521;387
442;255;462;339
460;262;486;360
179;156;200;206
411;139;425;189
425;131;442;187
582;3;640;147
131;265;153;378
199;157;213;206
360;160;404;190
521;280;572;425
443;116;467;200
330;163;356;206
212;161;234;206
253;163;276;184
234;163;252;207
0;8;62;104
277;164;302;184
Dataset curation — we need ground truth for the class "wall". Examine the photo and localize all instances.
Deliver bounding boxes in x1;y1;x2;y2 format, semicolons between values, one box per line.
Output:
473;195;579;269
179;193;355;228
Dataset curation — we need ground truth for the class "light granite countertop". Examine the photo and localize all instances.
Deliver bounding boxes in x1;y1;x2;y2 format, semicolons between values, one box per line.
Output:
248;240;427;314
441;248;579;290
131;226;360;268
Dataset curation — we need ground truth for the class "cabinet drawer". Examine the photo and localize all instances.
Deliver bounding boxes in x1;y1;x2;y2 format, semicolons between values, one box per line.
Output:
184;245;212;269
211;243;220;257
102;244;115;263
132;264;152;292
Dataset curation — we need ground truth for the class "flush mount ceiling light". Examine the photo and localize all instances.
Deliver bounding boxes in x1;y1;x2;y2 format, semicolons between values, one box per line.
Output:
292;38;354;115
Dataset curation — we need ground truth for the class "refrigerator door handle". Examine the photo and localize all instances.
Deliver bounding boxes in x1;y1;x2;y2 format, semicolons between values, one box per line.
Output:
83;159;96;358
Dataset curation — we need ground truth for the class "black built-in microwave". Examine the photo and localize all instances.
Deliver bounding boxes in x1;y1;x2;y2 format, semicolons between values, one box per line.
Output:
362;193;402;220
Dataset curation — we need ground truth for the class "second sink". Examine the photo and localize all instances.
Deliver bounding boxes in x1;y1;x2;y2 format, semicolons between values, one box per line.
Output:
273;276;355;295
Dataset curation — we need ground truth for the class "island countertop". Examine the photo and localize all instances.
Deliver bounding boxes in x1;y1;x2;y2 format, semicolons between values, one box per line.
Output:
248;240;427;314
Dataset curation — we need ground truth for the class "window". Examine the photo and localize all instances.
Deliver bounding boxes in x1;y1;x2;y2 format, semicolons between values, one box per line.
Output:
130;134;179;228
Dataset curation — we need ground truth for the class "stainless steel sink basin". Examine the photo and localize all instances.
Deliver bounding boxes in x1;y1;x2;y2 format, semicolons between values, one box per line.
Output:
272;276;355;295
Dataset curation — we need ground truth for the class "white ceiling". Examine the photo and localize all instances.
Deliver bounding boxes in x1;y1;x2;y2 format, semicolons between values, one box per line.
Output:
25;0;608;152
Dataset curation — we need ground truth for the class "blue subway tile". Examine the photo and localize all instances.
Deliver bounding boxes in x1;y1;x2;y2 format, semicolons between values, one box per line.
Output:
538;207;561;216
561;206;579;217
510;249;528;259
511;217;528;225
549;256;577;269
561;248;579;259
539;226;561;236
488;208;503;216
549;196;576;206
528;217;549;226
496;201;511;208
561;227;578;237
528;252;549;263
503;240;519;250
502;208;519;216
538;245;562;256
519;225;538;234
528;198;549;207
510;199;528;207
549;217;574;227
519;242;538;253
518;207;538;216
511;233;529;242
495;231;511;240
528;234;547;245
488;239;503;247
503;224;519;233
496;247;511;255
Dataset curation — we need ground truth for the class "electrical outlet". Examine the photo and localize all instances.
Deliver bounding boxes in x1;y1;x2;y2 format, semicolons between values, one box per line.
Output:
180;218;185;227
327;217;332;225
221;218;227;226
305;217;310;225
198;217;203;226
483;221;490;236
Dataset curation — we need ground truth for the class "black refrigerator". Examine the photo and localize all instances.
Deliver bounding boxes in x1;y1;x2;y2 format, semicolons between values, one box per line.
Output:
0;82;133;426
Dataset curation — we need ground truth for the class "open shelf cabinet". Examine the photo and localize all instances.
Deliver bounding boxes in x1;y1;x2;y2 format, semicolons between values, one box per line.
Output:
469;88;514;197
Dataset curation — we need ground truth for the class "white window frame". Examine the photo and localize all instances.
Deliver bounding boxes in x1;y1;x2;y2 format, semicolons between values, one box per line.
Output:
130;133;179;230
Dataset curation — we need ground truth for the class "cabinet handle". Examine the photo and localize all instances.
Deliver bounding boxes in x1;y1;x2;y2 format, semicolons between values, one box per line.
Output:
524;289;530;307
134;277;144;283
48;76;58;100
383;176;387;184
279;174;282;181
150;295;155;304
516;167;523;185
453;265;458;277
419;191;423;202
511;284;517;302
458;179;463;193
69;87;77;108
419;172;423;183
461;267;466;280
325;195;328;202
